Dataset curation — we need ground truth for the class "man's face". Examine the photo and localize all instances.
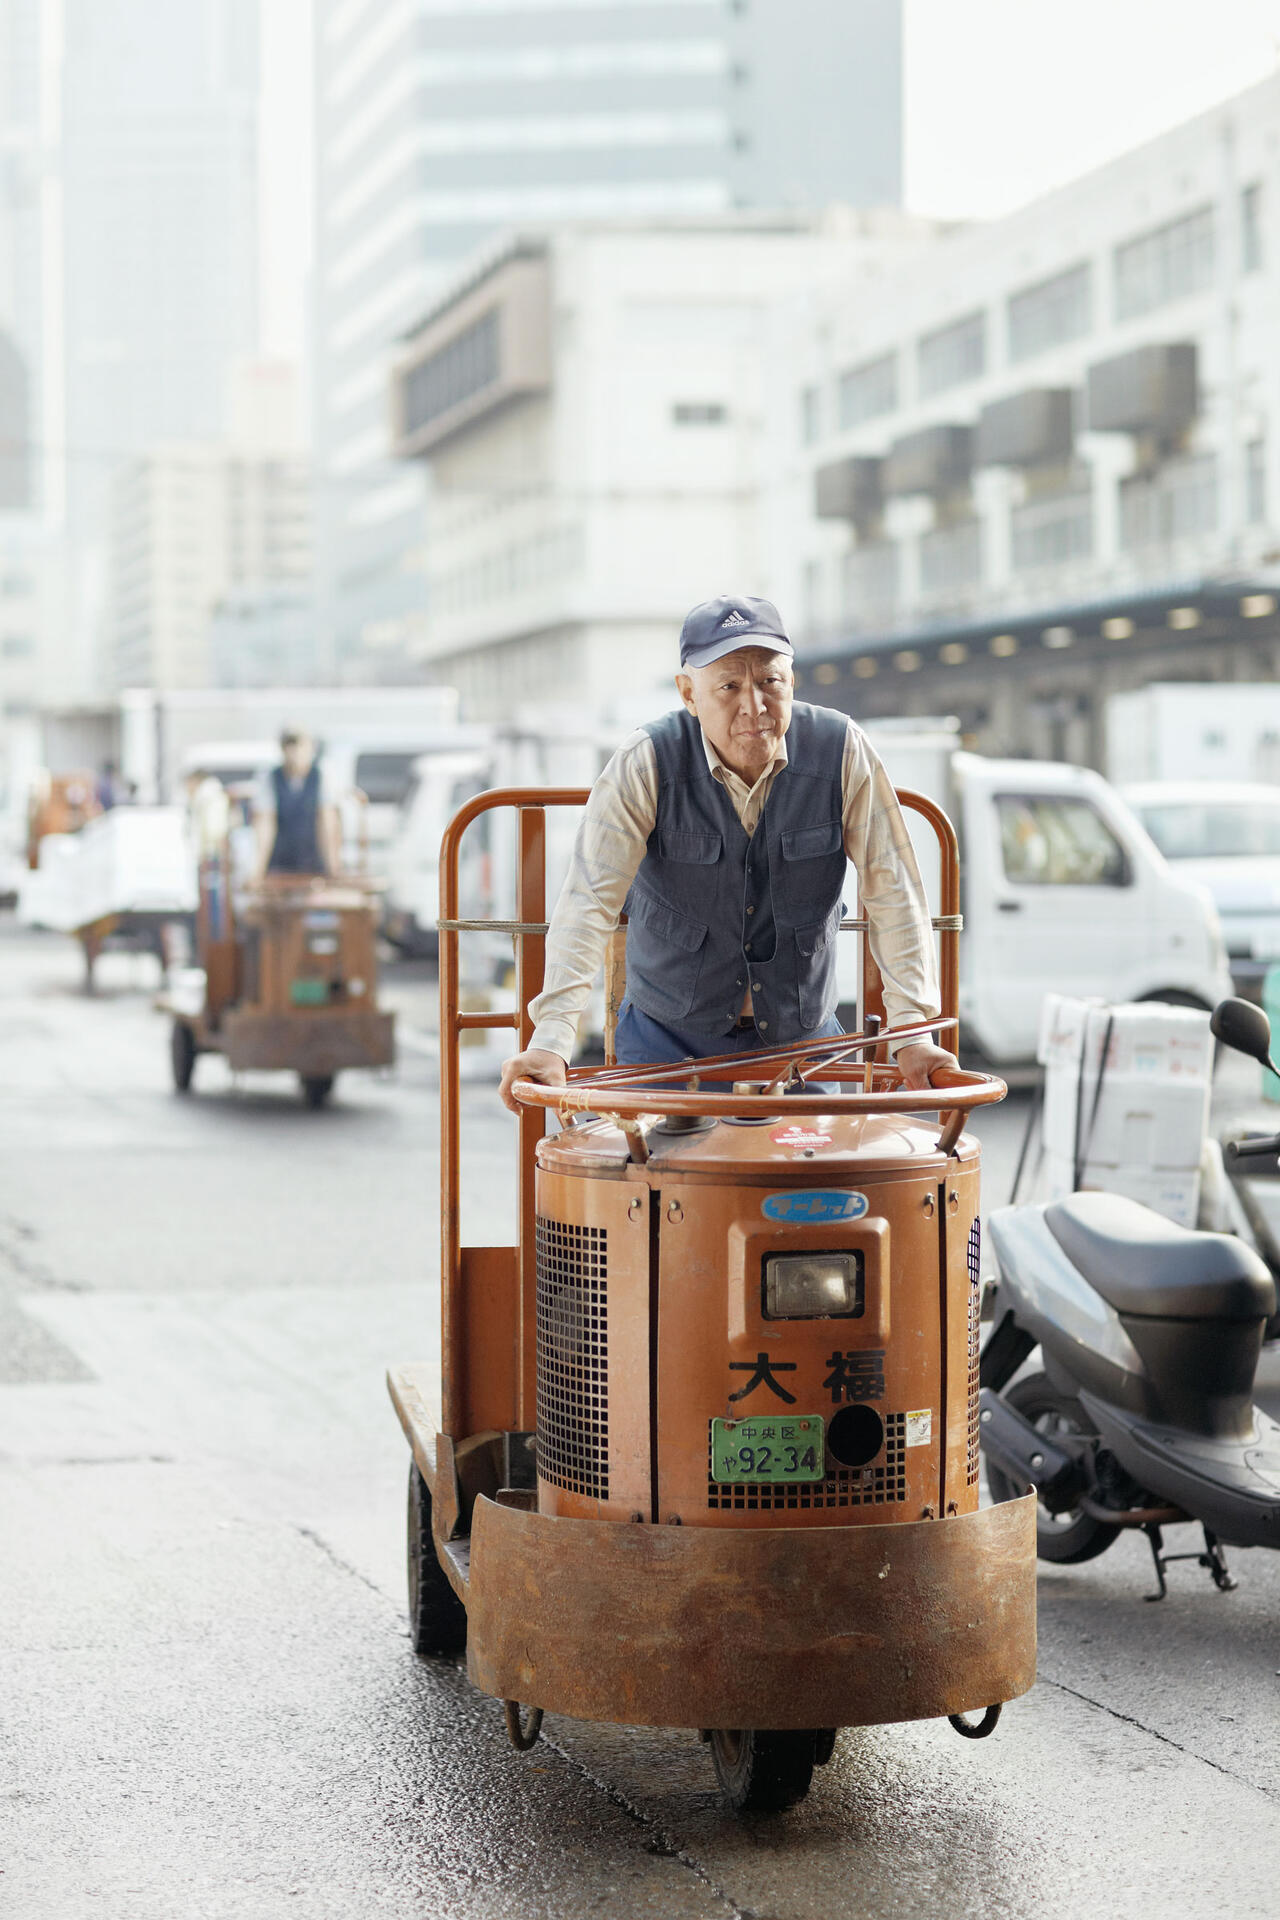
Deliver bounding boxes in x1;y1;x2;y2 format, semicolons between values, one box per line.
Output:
282;734;314;780
676;649;794;781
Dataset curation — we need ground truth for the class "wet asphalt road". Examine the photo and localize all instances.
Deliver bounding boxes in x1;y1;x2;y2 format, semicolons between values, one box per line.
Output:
2;919;1279;1920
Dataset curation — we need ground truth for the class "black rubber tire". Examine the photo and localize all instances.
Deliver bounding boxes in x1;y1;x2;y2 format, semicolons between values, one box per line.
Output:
170;1020;197;1093
708;1729;817;1812
407;1461;467;1657
301;1074;334;1110
984;1372;1120;1565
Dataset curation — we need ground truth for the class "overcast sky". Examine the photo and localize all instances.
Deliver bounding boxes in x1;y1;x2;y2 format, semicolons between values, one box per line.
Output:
258;0;1280;360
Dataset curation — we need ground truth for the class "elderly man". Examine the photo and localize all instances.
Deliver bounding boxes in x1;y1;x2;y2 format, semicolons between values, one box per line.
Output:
499;594;955;1112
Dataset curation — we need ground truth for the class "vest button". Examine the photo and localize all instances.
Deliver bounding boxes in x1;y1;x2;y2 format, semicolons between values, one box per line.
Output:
758;1020;769;1031
752;982;761;993
746;905;755;914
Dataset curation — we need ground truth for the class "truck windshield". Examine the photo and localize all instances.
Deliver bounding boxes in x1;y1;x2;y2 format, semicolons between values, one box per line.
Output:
1139;800;1280;860
354;752;420;805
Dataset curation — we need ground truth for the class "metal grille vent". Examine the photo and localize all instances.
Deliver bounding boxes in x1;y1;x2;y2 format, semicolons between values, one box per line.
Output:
708;1413;907;1512
967;1216;982;1486
535;1217;609;1500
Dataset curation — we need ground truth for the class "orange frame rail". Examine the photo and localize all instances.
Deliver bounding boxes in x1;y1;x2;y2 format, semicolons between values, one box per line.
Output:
436;784;961;1439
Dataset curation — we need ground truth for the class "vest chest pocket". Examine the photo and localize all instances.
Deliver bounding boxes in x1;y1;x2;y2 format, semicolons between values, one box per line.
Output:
657;827;722;865
780;819;842;861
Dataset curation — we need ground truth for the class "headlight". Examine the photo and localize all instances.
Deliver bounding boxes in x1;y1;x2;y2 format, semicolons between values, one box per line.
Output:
764;1251;864;1319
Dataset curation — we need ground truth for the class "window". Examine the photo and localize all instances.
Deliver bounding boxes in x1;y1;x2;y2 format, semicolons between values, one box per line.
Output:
1246;438;1267;525
1241;182;1264;274
401;308;500;439
1007;263;1092;362
841;541;898;626
802;556;823;629
917;312;986;397
1138;798;1280;860
919;518;982;593
837;352;898;429
1010;481;1093;571
1113;206;1215;320
672;402;727;425
1118;454;1217;548
997;795;1130;887
353;751;421;806
800;385;821;446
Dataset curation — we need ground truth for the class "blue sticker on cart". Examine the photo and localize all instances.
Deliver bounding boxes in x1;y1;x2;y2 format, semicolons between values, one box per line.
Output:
762;1190;869;1223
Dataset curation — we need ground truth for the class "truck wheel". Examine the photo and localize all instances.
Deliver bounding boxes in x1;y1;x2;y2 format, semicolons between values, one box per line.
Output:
708;1729;817;1812
984;1372;1119;1564
300;1074;334;1109
170;1020;197;1093
407;1461;467;1657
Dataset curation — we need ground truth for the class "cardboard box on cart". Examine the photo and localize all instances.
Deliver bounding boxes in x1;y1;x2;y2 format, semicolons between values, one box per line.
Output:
1037;995;1213;1224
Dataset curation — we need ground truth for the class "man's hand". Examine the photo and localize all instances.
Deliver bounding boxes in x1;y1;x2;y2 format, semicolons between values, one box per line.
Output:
499;1047;568;1115
894;1039;959;1090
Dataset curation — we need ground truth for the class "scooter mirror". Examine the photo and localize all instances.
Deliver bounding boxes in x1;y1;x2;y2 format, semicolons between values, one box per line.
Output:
1211;996;1276;1067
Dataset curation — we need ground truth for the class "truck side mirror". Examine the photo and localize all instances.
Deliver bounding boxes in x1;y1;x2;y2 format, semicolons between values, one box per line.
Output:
1211;996;1276;1068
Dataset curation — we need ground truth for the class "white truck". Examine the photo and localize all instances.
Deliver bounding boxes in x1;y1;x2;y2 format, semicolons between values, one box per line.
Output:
1105;681;1280;786
117;686;472;883
1119;779;1280;993
855;720;1231;1065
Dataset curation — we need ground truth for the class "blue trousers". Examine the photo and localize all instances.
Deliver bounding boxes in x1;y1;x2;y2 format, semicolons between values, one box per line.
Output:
614;1001;843;1067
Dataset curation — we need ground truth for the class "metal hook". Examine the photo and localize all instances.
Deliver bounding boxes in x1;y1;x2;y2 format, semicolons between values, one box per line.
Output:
503;1700;544;1751
948;1704;1002;1739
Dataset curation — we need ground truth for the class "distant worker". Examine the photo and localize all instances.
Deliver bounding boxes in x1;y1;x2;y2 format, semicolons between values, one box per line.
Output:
254;729;343;879
499;593;955;1111
95;759;127;811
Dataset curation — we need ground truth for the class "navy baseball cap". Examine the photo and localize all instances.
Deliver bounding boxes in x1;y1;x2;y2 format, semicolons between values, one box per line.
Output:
679;594;793;670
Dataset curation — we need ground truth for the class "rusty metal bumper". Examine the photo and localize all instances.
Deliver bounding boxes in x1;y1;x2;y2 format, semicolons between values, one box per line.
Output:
464;1493;1037;1730
222;1008;395;1075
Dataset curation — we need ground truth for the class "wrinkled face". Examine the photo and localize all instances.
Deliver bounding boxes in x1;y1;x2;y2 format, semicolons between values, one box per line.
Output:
281;734;314;780
676;648;794;782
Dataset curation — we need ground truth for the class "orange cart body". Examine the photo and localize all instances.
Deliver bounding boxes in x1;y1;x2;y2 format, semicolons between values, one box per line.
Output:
389;786;1035;1788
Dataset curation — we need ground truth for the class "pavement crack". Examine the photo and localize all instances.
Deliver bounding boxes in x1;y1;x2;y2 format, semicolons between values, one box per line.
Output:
1040;1671;1280;1799
538;1730;748;1918
293;1523;396;1608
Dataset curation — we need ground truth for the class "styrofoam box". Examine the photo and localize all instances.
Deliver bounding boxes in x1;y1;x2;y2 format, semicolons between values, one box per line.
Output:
1043;1150;1201;1230
1042;1070;1211;1171
1038;993;1214;1081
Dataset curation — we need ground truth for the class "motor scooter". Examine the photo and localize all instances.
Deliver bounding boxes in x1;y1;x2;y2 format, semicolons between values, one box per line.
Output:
979;997;1280;1599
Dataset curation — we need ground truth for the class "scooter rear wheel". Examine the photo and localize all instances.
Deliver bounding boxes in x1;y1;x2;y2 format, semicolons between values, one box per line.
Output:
708;1728;820;1812
984;1372;1119;1565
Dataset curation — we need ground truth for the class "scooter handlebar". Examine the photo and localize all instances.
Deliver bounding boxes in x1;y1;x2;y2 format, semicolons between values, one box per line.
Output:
1225;1134;1280;1162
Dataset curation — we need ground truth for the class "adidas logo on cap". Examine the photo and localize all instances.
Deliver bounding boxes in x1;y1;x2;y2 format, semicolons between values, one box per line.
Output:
720;609;751;627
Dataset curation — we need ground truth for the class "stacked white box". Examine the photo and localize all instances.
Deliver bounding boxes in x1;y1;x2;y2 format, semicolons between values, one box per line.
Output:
1036;995;1214;1227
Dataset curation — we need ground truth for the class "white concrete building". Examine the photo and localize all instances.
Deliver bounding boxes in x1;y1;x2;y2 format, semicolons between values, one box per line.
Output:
108;445;311;691
773;73;1280;762
389;211;932;717
0;0;261;702
312;0;904;681
0;513;68;812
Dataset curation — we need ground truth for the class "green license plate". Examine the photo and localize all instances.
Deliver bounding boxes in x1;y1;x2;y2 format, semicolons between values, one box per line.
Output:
710;1415;825;1483
290;979;329;1006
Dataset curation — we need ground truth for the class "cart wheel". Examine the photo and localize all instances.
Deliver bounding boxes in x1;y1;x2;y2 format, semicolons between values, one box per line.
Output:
407;1460;467;1657
170;1020;197;1093
301;1074;334;1110
708;1729;817;1812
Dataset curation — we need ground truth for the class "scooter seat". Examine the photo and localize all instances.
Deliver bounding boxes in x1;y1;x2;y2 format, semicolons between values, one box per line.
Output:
1044;1192;1276;1322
